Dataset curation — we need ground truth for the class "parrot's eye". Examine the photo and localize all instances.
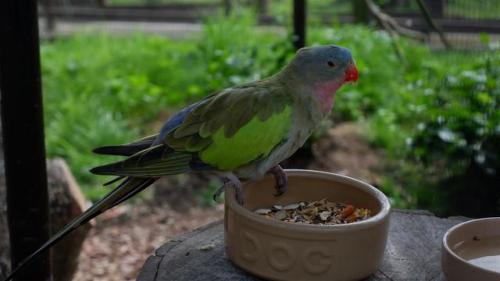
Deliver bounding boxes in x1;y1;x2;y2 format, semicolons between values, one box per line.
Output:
327;61;336;68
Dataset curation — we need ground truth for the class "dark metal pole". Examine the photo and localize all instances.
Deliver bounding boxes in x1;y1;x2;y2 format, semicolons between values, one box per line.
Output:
0;0;51;280
293;0;307;50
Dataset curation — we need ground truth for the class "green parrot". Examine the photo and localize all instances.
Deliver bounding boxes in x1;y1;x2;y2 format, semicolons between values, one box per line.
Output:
4;44;358;280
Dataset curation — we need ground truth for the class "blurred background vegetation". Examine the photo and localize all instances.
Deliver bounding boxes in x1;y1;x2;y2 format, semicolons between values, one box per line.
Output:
39;0;499;217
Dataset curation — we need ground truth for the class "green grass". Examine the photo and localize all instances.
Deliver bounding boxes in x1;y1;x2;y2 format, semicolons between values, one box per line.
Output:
41;33;197;197
40;13;290;199
41;14;499;216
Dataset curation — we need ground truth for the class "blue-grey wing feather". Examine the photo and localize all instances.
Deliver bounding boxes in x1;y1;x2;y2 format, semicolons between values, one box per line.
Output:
91;97;215;175
154;102;203;145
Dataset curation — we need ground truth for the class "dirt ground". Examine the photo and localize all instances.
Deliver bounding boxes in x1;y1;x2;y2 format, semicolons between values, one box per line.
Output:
73;122;383;281
309;122;384;186
73;203;224;281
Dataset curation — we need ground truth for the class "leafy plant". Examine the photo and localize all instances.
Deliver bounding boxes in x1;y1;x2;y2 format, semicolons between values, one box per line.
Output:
40;13;290;199
406;55;499;216
40;15;499;216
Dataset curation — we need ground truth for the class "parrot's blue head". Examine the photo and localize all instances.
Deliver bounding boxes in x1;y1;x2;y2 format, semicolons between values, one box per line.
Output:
283;44;358;114
289;44;358;86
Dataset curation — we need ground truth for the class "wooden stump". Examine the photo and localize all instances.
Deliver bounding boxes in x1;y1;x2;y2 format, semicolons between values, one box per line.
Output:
47;158;91;281
0;158;90;280
137;209;468;281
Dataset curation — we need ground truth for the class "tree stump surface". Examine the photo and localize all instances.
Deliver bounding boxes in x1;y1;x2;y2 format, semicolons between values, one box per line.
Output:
137;209;468;281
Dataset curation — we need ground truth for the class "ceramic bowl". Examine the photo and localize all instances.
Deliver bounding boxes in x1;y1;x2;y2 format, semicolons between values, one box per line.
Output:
224;169;391;281
442;217;500;281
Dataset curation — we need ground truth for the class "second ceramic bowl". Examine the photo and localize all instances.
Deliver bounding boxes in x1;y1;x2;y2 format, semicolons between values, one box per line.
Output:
442;217;500;281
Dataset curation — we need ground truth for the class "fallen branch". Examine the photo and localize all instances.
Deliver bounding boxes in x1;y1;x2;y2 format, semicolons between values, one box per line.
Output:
415;0;452;49
365;0;426;41
364;0;406;63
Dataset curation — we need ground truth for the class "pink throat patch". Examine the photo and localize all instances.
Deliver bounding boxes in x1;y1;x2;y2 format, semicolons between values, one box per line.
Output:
313;80;344;114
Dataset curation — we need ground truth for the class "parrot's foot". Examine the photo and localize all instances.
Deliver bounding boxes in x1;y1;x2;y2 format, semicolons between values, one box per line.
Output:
213;174;244;205
269;165;288;196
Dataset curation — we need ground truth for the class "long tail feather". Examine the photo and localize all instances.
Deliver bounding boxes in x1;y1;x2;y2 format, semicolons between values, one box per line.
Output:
109;178;157;209
90;145;192;177
92;134;158;156
103;176;126;186
3;177;156;281
92;144;151;156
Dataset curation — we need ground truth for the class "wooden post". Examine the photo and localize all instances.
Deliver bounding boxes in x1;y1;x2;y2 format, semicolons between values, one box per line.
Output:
293;0;307;50
0;0;51;280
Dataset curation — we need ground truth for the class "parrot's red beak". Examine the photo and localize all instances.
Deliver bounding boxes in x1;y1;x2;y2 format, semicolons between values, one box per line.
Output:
344;63;359;83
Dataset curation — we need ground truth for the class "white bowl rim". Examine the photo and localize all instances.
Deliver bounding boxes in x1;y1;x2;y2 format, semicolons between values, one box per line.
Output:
227;169;391;233
442;217;500;275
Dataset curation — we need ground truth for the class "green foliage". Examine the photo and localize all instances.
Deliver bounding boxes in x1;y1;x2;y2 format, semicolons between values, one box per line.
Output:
359;50;499;215
409;55;499;177
40;14;290;200
309;25;430;121
187;12;293;94
41;33;197;198
307;25;499;215
405;55;500;216
41;15;499;215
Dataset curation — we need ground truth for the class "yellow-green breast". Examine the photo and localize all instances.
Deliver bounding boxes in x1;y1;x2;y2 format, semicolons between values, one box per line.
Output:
199;106;292;170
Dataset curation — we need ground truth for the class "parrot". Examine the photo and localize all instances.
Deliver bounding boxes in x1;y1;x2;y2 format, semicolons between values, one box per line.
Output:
4;44;358;281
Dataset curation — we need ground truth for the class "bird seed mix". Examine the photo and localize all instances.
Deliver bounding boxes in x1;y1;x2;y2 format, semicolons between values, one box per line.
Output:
254;198;371;225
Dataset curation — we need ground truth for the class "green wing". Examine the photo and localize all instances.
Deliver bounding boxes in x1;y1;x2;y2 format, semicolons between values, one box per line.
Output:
165;81;293;170
92;81;292;176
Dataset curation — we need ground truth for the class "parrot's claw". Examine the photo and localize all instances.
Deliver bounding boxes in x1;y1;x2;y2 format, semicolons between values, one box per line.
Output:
269;165;288;196
213;175;244;205
212;186;224;202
